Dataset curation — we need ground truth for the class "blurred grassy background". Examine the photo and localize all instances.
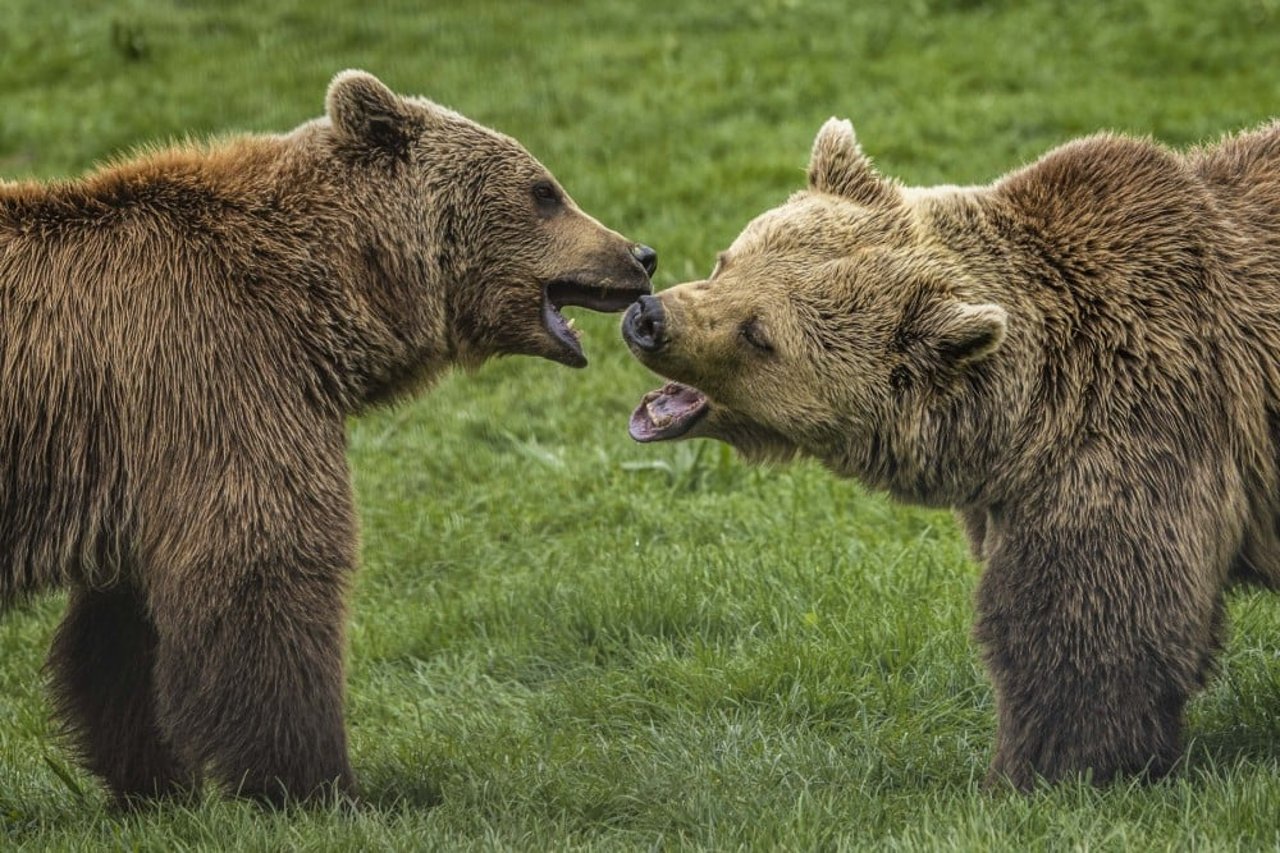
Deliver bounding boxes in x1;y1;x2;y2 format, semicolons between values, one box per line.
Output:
3;0;1280;849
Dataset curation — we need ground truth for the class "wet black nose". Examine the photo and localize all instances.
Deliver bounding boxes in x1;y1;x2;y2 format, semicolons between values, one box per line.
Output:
630;244;658;277
623;294;666;352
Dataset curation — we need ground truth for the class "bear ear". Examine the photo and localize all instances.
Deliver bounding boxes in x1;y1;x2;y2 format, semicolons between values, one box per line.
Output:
326;70;410;148
926;301;1008;365
808;118;897;207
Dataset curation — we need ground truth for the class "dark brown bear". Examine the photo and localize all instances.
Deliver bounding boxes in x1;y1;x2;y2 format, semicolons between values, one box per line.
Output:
623;116;1280;789
0;70;654;806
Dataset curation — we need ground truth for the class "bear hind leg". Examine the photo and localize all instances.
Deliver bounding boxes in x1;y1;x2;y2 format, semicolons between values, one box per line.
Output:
46;585;197;807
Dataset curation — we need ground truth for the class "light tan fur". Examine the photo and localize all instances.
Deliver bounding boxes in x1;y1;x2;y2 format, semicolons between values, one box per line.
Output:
625;116;1280;789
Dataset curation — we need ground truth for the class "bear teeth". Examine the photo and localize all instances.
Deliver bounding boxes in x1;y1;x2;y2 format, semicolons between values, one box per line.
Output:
646;399;674;428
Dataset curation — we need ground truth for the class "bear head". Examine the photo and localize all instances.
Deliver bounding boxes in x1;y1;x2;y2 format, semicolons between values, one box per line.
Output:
622;119;1007;498
321;70;655;370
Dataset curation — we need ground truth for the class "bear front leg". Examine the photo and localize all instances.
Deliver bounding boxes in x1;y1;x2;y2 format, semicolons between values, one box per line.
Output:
974;506;1225;790
141;437;362;809
47;585;197;807
149;554;357;806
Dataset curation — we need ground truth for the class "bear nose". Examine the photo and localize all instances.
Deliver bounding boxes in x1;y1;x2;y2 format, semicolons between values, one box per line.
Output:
630;244;658;277
623;294;666;352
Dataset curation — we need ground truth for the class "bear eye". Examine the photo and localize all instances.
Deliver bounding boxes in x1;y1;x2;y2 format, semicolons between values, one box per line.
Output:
740;317;773;354
531;180;561;207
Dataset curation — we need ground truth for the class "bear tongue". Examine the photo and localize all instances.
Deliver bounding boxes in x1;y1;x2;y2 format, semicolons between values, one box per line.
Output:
629;383;710;442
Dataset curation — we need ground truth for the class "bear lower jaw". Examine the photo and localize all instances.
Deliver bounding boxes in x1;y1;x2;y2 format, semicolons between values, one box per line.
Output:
541;296;588;367
629;382;710;442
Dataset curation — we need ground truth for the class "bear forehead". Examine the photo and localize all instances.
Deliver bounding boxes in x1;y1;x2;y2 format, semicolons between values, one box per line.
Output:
721;235;922;297
728;193;909;261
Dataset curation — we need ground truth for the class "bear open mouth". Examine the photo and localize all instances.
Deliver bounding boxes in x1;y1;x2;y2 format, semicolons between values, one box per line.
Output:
543;278;649;368
629;382;710;442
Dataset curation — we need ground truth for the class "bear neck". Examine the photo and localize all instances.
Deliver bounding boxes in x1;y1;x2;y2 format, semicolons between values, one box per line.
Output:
886;137;1226;513
273;131;462;412
867;188;1032;509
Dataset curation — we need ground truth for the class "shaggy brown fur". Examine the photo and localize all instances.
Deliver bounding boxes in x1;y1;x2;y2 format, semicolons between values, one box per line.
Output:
0;70;654;806
623;117;1280;789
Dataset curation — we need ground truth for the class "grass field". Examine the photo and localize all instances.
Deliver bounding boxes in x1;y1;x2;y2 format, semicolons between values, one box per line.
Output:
4;0;1280;849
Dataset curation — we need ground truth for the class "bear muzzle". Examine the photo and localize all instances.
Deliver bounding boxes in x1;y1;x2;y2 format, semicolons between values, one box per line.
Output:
540;245;656;367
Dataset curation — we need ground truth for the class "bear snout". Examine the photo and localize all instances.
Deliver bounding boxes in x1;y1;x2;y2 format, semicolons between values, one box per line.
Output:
622;294;667;353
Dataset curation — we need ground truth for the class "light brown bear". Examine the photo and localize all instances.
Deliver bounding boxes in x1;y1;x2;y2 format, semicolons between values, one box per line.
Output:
623;116;1280;789
0;70;655;806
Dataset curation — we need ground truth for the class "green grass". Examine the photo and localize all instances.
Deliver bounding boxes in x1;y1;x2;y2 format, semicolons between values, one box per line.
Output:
4;0;1280;848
